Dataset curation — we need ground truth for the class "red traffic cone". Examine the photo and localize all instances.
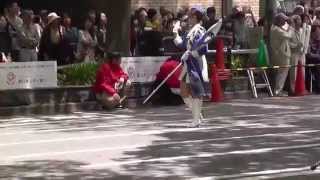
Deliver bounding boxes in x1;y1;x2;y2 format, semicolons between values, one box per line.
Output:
295;61;307;96
211;64;224;102
215;38;225;70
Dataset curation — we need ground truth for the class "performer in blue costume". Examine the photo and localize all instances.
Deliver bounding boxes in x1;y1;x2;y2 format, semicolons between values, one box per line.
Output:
174;10;210;127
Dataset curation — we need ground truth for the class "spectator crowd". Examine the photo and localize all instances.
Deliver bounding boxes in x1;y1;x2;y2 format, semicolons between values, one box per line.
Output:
2;0;320;98
0;1;110;65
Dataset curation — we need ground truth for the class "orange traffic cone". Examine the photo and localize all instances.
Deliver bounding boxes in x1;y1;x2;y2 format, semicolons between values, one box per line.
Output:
215;38;225;70
295;61;307;96
211;64;224;102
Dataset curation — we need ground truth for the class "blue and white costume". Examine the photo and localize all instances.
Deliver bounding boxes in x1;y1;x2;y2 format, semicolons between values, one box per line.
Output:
173;16;222;126
174;23;209;126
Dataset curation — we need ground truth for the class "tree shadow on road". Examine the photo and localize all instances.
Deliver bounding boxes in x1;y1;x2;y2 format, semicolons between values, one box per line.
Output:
0;160;158;180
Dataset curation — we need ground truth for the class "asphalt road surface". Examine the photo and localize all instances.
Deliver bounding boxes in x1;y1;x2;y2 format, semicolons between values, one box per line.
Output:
1;96;320;179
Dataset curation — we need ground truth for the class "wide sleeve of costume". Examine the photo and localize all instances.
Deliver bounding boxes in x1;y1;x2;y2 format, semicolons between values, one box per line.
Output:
190;26;208;58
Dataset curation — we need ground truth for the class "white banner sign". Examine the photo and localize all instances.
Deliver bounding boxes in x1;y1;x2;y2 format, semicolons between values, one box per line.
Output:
121;56;169;83
0;61;57;90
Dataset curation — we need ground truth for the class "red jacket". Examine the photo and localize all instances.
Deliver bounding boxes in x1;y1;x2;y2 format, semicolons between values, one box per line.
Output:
156;58;182;89
92;62;129;96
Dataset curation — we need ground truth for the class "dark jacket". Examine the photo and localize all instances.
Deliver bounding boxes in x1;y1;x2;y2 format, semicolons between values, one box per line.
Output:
39;27;65;65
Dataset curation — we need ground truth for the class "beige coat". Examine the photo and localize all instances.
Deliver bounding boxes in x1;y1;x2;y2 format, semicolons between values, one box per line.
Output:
270;25;292;66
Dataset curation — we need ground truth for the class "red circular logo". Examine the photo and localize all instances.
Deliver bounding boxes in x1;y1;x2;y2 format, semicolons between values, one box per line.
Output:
6;72;16;85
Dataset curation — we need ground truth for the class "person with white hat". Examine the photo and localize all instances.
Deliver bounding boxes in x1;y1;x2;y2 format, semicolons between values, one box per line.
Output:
39;12;65;65
4;0;23;61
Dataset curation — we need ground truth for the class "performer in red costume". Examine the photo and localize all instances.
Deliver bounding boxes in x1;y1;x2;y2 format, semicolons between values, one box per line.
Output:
151;57;184;106
93;52;131;109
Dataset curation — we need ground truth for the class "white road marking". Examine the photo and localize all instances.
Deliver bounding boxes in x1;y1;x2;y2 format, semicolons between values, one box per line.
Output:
81;143;320;169
225;103;301;110
0;126;213;147
0;109;318;134
193;167;320;180
1;109;318;128
5;129;320;160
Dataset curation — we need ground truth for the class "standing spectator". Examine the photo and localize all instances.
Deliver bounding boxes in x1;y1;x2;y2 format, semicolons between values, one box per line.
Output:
76;17;97;62
87;10;98;35
88;10;97;25
204;6;218;49
4;0;23;61
33;15;43;39
18;9;40;62
61;14;79;64
92;52;131;109
145;8;161;31
301;13;312;89
39;9;48;30
130;10;138;56
39;12;64;64
139;8;163;56
161;11;175;35
131;8;147;56
159;6;168;19
306;24;320;93
243;6;257;28
289;15;304;94
230;6;249;48
270;13;292;96
204;6;218;30
293;5;305;16
0;14;11;56
313;7;320;25
96;12;110;59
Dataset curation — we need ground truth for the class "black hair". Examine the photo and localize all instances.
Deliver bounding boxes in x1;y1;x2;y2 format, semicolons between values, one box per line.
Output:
137;7;147;14
39;9;48;16
176;11;184;19
63;13;70;19
257;17;264;26
5;0;18;8
147;8;157;20
33;15;41;24
207;6;216;15
107;52;121;59
88;9;96;16
21;9;33;18
312;25;320;33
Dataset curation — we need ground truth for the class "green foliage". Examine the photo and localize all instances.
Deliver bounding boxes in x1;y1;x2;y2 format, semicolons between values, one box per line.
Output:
58;63;99;86
231;55;247;77
231;55;246;69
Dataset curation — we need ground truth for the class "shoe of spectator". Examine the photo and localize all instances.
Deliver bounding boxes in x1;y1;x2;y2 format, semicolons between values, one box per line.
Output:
275;92;288;97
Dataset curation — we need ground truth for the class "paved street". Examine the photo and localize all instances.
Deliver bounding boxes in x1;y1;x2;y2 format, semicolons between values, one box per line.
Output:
1;96;320;179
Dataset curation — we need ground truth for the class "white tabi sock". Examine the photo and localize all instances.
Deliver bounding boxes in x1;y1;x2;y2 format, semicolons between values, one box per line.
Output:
191;98;202;126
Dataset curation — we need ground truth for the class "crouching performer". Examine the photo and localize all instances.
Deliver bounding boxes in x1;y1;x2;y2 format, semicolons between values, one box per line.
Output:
93;52;131;109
